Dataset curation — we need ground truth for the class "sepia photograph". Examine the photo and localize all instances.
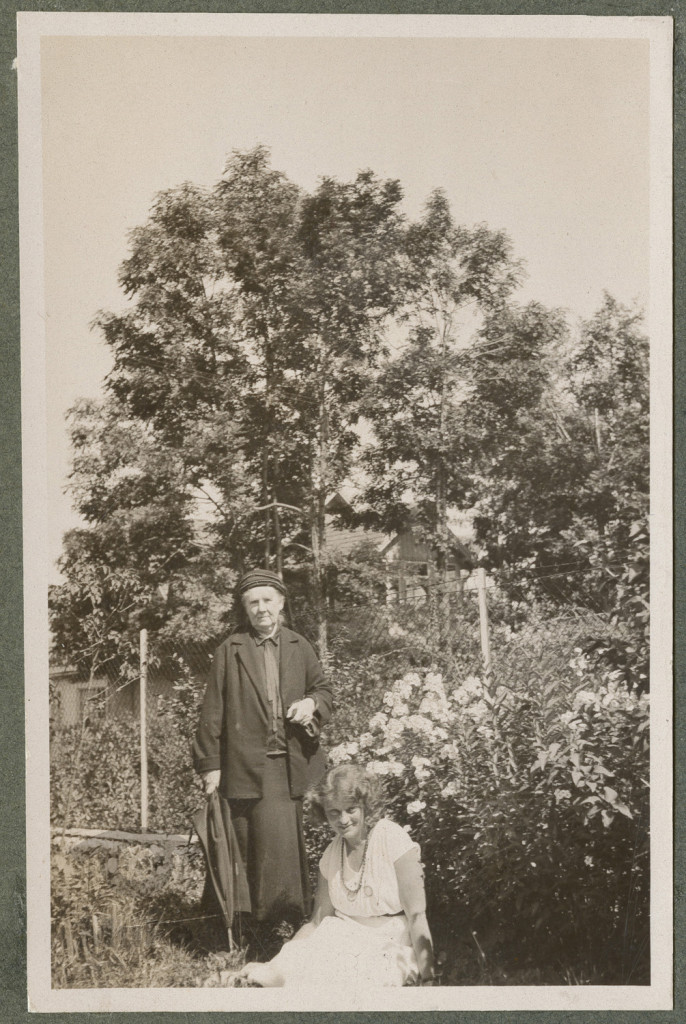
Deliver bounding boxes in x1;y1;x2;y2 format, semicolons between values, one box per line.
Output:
18;11;673;1013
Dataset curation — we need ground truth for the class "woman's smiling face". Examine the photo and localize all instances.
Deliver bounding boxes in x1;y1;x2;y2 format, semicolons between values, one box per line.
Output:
324;794;366;846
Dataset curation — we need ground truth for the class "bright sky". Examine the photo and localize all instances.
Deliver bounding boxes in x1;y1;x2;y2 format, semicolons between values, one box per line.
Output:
41;32;650;578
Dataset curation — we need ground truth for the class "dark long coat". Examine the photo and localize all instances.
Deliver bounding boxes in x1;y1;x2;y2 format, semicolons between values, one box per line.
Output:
192;627;332;800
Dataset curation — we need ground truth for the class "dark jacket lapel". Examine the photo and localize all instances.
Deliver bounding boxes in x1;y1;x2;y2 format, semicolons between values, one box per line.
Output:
279;628;302;710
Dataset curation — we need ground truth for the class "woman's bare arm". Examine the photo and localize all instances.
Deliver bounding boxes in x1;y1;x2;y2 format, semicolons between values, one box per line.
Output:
290;869;335;941
395;847;435;984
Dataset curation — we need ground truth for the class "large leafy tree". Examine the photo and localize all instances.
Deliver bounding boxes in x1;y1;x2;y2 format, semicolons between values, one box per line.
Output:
212;147;307;573
51;148;649;683
459;300;576;571
281;171;406;651
51;149;406;667
49;396;240;675
460;293;649;687
357;190;523;574
560;294;649;688
465;294;648;588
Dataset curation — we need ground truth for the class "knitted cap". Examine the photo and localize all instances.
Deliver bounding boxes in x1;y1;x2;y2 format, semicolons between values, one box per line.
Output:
236;568;287;597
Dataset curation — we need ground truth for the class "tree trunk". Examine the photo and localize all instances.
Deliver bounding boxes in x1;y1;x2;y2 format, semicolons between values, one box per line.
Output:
271;483;283;577
261;450;271;568
262;331;274;568
309;494;327;659
594;406;603;453
309;342;329;660
436;319;451;649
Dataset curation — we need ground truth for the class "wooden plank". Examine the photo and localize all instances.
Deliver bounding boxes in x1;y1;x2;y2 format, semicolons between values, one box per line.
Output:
51;826;197;844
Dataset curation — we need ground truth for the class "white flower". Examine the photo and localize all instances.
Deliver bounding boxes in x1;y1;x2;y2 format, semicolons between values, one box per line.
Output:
450;686;470;707
423;670;445;693
463;675;483;695
411;754;433;781
439;740;461;761
574;689;597;709
406;800;426;815
379;718;405;753
388;673;420;702
419;691;451;724
440;780;460;798
366;759;406;778
328;745;349;766
405;714;440;738
369;712;388;732
329;740;359;765
388;622;407;639
358;732;374;749
451;675;483;707
389;701;410;718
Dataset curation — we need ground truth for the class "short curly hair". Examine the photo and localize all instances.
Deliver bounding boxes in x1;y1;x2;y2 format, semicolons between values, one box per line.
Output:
306;763;387;831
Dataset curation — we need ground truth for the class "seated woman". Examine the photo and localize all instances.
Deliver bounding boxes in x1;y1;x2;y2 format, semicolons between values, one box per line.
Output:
238;763;434;988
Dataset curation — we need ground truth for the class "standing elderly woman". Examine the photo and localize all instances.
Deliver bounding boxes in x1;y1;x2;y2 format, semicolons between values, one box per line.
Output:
239;764;435;988
193;569;332;928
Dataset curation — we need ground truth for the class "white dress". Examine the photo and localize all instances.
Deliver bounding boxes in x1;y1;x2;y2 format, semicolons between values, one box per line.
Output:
265;818;420;988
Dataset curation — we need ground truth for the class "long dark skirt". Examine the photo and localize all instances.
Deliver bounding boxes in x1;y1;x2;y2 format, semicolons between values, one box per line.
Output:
230;755;311;924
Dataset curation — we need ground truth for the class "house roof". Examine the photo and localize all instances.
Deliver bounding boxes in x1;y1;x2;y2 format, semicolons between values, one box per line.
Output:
290;491;476;568
49;663;80;680
325;523;388;557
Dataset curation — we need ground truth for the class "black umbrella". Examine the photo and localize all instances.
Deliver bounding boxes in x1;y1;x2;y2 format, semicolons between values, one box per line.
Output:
192;790;251;950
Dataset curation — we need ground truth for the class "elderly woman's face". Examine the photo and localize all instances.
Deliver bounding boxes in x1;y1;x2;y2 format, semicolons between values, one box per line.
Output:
242;585;285;635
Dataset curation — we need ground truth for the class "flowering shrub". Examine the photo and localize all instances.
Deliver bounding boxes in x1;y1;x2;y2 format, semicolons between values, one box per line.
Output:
329;662;649;983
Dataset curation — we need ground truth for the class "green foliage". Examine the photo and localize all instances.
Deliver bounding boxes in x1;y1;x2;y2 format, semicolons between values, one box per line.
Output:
458;293;649;688
328;644;649;983
50;673;206;833
467;295;648;585
52;147;413;669
51;718;142;831
51;593;650;984
50;836;236;988
358;191;524;558
149;670;207;831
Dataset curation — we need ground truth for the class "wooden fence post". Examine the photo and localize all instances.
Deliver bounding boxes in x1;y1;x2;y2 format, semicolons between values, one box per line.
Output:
139;628;149;832
476;568;492;683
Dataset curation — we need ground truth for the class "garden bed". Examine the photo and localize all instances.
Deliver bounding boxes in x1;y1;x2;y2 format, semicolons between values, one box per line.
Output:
51;829;247;988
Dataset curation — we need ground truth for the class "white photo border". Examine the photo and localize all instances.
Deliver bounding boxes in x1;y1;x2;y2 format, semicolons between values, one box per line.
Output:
19;11;674;1013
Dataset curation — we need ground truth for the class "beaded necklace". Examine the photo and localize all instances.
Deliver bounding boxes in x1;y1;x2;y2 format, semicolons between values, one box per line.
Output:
340;835;373;901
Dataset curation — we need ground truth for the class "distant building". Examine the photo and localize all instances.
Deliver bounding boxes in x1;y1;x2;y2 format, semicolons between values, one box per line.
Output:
49;664;108;728
312;492;475;604
49;659;197;728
